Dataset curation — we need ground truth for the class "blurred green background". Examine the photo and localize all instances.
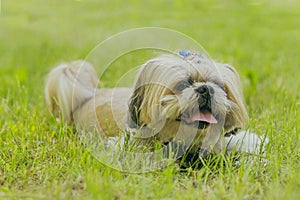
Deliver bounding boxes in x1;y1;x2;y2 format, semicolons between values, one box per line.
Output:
1;0;299;108
0;0;300;199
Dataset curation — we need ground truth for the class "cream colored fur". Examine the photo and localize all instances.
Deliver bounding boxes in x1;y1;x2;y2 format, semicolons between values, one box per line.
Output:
45;54;267;156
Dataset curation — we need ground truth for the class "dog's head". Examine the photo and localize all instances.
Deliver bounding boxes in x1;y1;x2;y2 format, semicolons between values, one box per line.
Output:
128;51;248;151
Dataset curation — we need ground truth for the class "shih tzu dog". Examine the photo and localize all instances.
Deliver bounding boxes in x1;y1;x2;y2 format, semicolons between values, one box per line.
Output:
45;50;268;167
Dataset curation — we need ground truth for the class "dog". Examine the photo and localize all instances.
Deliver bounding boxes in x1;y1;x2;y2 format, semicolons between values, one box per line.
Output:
45;50;267;167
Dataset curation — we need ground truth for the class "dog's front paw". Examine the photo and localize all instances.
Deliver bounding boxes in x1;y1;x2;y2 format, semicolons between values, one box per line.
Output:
225;130;269;155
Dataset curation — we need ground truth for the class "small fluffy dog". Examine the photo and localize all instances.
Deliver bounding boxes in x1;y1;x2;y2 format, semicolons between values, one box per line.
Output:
45;50;267;164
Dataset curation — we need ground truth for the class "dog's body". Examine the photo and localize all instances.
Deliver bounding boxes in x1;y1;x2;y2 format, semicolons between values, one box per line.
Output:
45;52;267;160
45;60;132;135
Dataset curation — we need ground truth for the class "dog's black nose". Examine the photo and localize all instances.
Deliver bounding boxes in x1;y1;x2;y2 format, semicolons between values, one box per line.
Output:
195;85;214;97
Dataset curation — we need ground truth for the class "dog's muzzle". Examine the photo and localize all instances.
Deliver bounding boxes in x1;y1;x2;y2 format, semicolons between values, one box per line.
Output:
176;85;218;129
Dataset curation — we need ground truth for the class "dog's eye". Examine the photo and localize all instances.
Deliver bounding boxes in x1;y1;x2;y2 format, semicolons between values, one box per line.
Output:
175;81;190;91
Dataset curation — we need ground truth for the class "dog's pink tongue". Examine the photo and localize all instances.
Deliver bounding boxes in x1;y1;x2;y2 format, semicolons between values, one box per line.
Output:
189;110;218;124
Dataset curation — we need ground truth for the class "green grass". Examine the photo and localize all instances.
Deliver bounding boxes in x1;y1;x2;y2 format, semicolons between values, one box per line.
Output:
1;0;300;199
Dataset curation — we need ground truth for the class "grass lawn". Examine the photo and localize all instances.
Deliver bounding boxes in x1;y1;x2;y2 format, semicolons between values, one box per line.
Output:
1;0;300;199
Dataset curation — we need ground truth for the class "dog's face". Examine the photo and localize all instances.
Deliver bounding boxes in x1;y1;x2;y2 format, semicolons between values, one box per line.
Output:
129;53;248;150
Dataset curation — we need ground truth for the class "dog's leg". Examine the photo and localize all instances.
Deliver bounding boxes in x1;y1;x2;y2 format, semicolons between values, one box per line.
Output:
225;130;269;155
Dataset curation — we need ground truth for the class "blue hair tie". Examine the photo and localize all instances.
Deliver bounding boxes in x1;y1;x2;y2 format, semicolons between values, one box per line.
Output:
179;50;191;58
179;50;204;59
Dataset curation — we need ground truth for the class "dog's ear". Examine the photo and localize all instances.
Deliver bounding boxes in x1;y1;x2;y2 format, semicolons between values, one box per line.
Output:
128;62;152;128
220;64;248;130
128;85;144;128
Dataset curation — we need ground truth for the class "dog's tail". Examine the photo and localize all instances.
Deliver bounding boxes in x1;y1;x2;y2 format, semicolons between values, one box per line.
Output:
45;60;98;123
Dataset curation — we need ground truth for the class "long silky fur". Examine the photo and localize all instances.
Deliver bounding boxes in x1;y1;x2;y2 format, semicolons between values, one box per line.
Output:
45;54;267;158
45;60;98;123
